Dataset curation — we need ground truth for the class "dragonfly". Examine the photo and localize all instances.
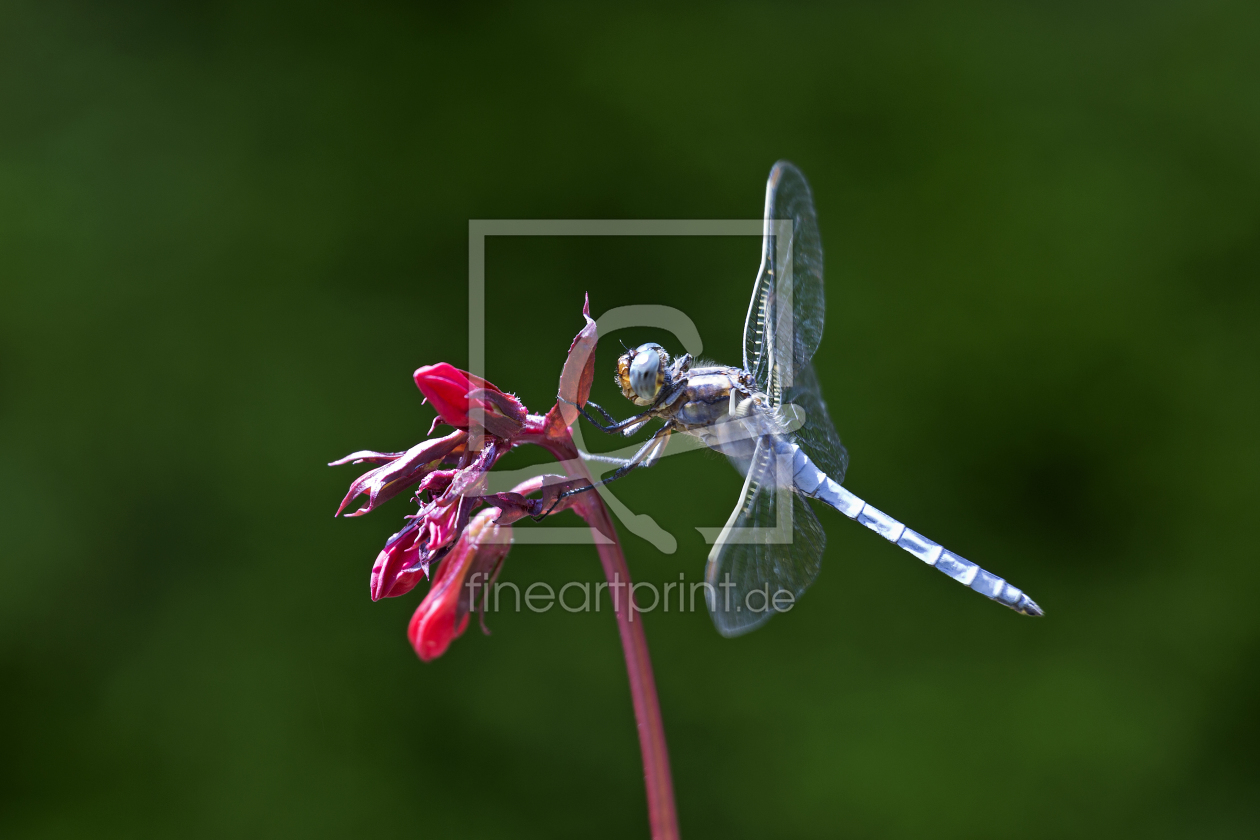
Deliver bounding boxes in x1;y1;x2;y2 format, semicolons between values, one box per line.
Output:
565;161;1043;636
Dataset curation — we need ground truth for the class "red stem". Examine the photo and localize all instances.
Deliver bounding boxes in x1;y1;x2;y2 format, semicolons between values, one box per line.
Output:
584;499;679;840
524;422;680;840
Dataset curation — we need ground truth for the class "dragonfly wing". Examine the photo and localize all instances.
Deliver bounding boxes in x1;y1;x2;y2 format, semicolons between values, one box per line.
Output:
783;361;849;483
706;438;826;637
742;161;826;406
725;453;752;481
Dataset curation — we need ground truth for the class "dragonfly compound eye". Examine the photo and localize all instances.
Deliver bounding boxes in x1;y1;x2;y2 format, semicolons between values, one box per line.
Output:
629;347;661;400
628;346;664;402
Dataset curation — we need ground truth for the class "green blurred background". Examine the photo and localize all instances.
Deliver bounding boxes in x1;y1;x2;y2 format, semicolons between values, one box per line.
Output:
3;2;1258;837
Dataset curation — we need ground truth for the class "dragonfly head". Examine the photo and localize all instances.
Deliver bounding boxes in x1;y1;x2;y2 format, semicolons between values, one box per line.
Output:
616;342;670;406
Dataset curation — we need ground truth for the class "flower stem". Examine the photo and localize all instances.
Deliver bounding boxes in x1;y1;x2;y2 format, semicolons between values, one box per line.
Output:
584;499;680;840
525;422;680;839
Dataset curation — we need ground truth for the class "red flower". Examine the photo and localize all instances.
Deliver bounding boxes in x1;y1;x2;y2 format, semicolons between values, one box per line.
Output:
331;296;600;655
413;363;527;439
543;294;598;435
329;429;467;518
328;294;679;839
422;496;463;554
369;518;427;600
407;508;513;662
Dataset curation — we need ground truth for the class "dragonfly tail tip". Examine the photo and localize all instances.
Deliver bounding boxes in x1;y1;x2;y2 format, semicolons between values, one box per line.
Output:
1017;595;1044;618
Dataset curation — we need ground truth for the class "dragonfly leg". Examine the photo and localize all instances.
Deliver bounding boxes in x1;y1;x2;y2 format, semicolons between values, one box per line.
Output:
583;401;624;426
557;396;654;434
578;450;634;466
533;423;673;519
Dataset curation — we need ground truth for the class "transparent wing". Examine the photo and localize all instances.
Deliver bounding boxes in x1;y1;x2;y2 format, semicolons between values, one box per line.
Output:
705;438;826;637
783;361;849;483
724;364;848;484
742;161;826;407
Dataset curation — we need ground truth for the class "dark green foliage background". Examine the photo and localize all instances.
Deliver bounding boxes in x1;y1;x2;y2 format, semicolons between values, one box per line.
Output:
2;2;1257;837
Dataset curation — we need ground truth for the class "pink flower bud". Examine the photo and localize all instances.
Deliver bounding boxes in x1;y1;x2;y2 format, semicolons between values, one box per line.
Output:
413;363;526;439
407;510;512;661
